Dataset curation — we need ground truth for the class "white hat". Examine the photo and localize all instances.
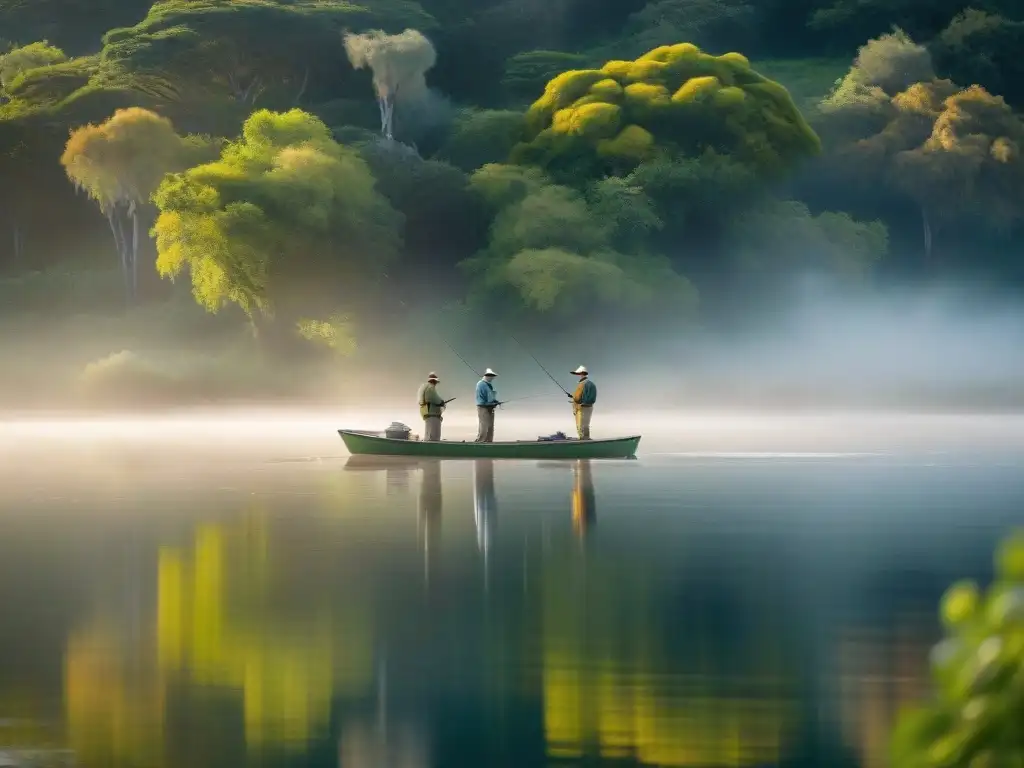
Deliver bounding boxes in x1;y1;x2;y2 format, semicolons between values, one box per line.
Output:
571;365;588;375
483;368;498;377
427;372;439;381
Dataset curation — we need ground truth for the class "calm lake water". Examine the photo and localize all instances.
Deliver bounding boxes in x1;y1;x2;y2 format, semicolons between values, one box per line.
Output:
1;411;1023;768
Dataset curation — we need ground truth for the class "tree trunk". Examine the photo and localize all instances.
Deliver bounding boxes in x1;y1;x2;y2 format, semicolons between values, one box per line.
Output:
131;205;140;301
293;67;309;106
107;208;131;305
921;204;933;265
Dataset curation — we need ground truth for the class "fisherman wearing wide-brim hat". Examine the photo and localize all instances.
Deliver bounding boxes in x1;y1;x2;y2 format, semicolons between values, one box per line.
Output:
569;365;597;440
474;367;501;443
417;371;448;441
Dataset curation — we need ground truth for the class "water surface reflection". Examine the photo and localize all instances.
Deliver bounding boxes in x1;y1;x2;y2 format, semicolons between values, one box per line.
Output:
0;445;1020;767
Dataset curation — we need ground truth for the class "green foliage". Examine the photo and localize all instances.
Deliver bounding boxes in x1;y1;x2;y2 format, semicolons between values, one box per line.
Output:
727;198;888;280
512;42;820;182
932;10;1024;111
152;108;401;331
463;162;695;322
890;529;1024;767
0;40;67;90
435;107;525;171
819;32;1024;244
618;0;757;55
100;0;436;119
358;139;487;268
295;313;356;356
502;50;591;103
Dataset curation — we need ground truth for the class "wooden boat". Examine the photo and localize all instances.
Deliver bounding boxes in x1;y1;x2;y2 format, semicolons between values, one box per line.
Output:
338;429;641;460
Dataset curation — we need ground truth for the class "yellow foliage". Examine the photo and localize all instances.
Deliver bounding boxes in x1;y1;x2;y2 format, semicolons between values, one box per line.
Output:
672;76;721;104
597;124;654;161
536;69;606;112
714;86;747;107
623;82;671;108
516;41;819;177
552;102;621;138
991;137;1017;163
625;59;667;82
601;60;633;78
589;78;623;98
719;52;750;67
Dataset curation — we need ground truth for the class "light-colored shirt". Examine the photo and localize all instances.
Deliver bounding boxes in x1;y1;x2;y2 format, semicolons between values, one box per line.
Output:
417;382;445;417
475;378;498;406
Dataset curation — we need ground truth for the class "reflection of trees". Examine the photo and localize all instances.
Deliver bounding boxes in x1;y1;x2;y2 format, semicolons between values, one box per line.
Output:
64;622;165;768
837;624;931;768
157;519;375;751
539;547;795;766
63;511;377;767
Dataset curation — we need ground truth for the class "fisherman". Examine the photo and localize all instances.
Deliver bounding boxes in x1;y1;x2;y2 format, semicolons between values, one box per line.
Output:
475;368;501;443
417;372;447;441
569;365;597;440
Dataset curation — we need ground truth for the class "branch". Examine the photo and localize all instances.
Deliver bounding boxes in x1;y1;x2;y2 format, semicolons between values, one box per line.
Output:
293;67;309;106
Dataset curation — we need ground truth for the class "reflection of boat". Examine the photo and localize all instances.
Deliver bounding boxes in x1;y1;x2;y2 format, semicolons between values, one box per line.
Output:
571;461;596;537
338;430;641;459
343;456;429;472
473;460;497;554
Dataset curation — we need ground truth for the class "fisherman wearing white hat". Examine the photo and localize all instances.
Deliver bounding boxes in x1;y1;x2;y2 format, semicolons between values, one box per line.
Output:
474;368;501;443
570;365;597;440
417;372;448;441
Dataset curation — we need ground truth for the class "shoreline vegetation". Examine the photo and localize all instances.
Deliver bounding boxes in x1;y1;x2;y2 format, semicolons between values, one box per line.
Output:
0;1;1021;414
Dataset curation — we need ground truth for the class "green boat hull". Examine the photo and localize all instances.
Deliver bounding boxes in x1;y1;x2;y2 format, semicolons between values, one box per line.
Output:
338;430;641;459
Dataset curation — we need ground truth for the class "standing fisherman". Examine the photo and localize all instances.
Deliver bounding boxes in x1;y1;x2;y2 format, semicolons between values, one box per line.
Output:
569;365;597;440
475;368;501;443
417;372;447;441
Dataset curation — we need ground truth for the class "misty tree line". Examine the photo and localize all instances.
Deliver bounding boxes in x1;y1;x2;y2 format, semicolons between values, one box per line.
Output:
0;0;1021;353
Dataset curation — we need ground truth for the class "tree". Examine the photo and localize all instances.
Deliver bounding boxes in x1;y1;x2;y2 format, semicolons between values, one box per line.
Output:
932;10;1024;111
435;107;525;171
0;40;66;93
343;29;437;141
151;109;402;350
818;32;1024;264
726;199;888;283
61;107;209;303
461;162;695;326
511;42;820;182
890;529;1024;767
501;50;590;104
99;0;436;126
617;0;758;56
358;139;488;279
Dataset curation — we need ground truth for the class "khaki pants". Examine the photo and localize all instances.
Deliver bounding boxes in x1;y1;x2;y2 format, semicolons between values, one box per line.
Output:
423;416;442;441
476;406;495;442
574;404;593;439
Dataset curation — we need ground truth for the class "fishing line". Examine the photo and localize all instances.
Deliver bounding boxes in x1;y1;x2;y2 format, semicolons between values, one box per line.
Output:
508;333;571;397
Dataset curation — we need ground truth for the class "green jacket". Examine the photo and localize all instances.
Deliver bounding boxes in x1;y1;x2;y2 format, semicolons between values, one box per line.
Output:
417;382;446;419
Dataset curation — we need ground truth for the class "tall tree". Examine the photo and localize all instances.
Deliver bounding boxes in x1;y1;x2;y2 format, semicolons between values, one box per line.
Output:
343;29;437;140
151;109;402;350
61;107;210;303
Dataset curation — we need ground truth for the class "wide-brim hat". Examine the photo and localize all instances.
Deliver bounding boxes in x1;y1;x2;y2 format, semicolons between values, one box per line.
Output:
483;368;498;377
571;365;588;375
427;372;439;381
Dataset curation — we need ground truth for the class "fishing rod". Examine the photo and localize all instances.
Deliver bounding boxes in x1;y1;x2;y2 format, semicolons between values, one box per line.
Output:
380;271;481;379
508;333;572;398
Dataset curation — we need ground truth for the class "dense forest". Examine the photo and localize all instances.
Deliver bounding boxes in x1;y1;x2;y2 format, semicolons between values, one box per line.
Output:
1;0;1022;407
